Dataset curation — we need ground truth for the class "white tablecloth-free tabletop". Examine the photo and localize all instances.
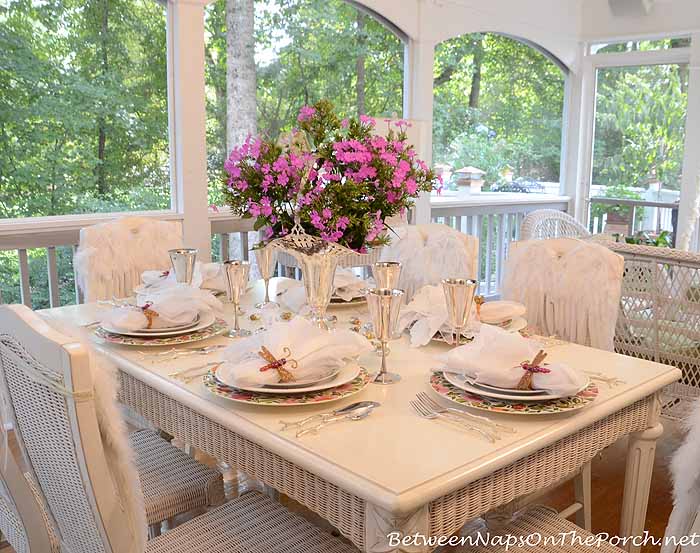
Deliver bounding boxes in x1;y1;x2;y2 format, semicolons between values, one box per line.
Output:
40;277;681;553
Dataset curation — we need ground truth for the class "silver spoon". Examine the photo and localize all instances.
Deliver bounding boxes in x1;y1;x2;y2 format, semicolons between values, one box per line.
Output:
296;403;378;437
280;401;380;431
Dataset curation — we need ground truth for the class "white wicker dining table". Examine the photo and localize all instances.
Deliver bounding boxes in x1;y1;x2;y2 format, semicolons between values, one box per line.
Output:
40;277;681;553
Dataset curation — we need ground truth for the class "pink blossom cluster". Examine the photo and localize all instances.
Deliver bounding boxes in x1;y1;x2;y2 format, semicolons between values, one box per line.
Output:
309;208;350;243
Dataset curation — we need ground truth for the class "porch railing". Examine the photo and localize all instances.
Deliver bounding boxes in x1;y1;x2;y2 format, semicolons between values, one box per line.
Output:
0;193;571;308
588;197;679;242
430;192;571;296
0;211;254;309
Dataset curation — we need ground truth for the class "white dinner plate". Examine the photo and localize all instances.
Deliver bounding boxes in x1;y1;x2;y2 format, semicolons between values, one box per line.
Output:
136;314;200;334
214;361;362;394
443;371;590;402
501;317;528;333
100;311;215;338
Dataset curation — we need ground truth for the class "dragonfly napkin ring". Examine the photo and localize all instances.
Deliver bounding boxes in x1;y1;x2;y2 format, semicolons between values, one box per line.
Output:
517;349;549;390
258;346;297;383
140;302;159;329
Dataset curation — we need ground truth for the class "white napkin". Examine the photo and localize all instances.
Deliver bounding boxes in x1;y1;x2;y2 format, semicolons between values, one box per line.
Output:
275;279;306;312
398;285;480;347
443;325;586;396
141;262;227;293
106;285;223;331
217;317;372;386
479;300;526;325
333;268;372;302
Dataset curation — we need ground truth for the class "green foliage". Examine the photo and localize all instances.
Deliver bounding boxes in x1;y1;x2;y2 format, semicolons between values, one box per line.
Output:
0;0;171;219
592;64;687;191
433;33;565;183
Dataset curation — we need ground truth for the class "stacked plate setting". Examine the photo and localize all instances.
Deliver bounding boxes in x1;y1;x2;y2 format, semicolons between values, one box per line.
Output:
203;361;373;407
95;311;227;346
443;372;590;402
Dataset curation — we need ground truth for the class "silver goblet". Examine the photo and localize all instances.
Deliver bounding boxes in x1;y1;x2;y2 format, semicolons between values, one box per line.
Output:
254;245;278;309
373;261;402;290
224;260;251;338
169;248;198;284
441;278;478;346
366;288;404;385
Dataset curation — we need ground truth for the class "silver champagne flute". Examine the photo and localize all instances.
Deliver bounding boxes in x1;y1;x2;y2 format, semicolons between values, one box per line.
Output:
373;261;402;289
169;248;198;284
366;288;404;385
224;260;251;338
254;244;279;309
441;278;478;346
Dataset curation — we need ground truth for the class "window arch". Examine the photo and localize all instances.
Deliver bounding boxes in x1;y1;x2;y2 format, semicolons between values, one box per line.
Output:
432;32;566;194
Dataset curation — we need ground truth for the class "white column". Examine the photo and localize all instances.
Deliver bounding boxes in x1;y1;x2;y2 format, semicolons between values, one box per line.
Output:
676;33;700;251
167;0;212;260
403;39;436;225
561;44;585;219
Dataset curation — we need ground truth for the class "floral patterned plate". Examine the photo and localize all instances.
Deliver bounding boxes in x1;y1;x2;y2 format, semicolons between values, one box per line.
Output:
202;367;373;406
430;372;599;415
95;318;228;347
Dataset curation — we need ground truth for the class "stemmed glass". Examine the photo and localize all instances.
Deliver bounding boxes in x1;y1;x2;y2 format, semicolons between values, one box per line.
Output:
366;288;404;384
373;261;402;289
254;244;279;309
169;248;198;284
224;260;251;338
441;278;478;346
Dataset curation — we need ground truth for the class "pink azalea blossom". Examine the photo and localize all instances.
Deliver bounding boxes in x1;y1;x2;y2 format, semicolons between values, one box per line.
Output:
298;105;316;122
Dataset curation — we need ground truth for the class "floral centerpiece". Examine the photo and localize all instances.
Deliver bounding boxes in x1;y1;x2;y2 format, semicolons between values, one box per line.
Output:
223;99;438;327
223;99;437;252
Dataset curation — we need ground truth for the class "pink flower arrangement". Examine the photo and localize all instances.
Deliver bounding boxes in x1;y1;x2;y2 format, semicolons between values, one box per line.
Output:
223;99;437;251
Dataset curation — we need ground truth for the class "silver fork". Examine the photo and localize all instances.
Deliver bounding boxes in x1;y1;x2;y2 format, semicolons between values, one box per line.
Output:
416;392;516;434
409;400;496;443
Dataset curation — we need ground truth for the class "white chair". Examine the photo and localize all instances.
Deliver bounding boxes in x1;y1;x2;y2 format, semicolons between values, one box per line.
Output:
502;238;624;351
379;223;479;300
74;216;184;302
520;209;591;241
0;304;358;553
0;427;59;553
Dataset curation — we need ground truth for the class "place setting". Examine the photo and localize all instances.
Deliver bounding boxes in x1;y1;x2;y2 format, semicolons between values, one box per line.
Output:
427;281;598;416
200;317;375;407
93;248;229;347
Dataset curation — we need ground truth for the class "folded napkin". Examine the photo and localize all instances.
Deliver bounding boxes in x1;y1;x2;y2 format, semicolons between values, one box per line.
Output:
398;285;480;347
107;285;222;331
275;279;306;312
141;262;227;293
333;268;372;302
443;325;586;396
479;300;526;326
217;317;372;387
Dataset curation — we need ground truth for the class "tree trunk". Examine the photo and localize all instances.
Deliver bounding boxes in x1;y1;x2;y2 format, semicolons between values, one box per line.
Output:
468;36;484;109
355;12;366;116
96;0;109;195
226;0;257;151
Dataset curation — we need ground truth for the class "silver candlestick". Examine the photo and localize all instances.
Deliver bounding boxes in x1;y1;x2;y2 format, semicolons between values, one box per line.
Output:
441;278;477;346
366;288;404;384
169;248;197;284
224;260;251;338
254;244;278;309
373;261;402;290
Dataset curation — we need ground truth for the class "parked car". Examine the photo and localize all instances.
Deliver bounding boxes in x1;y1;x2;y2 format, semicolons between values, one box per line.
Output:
491;177;545;194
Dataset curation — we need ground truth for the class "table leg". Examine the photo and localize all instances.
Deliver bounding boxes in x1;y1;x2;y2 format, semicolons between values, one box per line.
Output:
365;503;431;553
619;422;664;552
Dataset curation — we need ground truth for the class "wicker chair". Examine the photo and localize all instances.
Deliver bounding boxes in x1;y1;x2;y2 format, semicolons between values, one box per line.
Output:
520;209;590;241
594;239;700;420
0;304;359;553
74;216;184;302
0;427;59;553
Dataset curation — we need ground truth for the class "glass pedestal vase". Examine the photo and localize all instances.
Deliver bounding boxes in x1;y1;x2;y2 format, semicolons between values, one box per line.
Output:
290;251;338;330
